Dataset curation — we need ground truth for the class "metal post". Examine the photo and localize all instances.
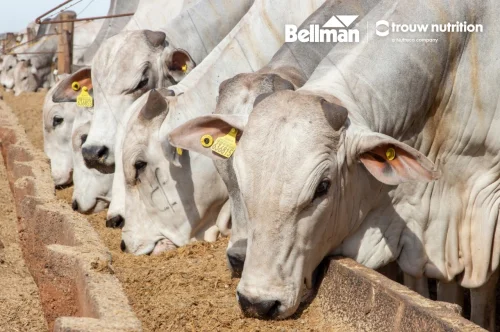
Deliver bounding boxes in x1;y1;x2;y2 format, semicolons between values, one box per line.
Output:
27;28;34;45
57;11;76;74
6;33;15;51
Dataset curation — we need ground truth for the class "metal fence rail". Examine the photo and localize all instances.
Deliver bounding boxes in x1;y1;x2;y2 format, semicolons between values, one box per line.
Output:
1;0;135;74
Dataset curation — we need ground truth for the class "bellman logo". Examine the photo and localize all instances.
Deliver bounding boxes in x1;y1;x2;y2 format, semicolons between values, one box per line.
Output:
285;15;360;43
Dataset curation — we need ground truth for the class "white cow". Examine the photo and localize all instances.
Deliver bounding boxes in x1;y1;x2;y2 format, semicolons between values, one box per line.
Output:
14;19;104;95
171;0;500;328
1;54;19;90
52;0;254;176
43;73;112;212
169;0;381;276
13;34;58;95
70;107;113;213
115;0;326;256
43;74;76;187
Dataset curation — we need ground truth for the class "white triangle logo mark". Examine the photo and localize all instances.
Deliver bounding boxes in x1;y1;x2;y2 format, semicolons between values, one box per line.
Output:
337;15;358;28
323;16;345;28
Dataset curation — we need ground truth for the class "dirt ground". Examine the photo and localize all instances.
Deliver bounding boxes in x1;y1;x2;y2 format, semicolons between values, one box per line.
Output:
0;152;48;331
3;88;335;331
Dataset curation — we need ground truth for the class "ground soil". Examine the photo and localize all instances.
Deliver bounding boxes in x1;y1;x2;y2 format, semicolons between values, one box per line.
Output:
3;88;335;331
0;152;48;331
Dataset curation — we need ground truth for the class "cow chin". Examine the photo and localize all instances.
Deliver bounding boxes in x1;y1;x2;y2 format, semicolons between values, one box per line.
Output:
123;236;177;256
151;238;177;255
53;171;73;188
76;199;109;215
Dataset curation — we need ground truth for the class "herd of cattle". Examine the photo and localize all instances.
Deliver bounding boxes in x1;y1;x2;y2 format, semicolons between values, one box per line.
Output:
1;0;499;329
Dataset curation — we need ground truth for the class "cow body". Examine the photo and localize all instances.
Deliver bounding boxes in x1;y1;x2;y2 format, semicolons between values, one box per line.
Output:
122;0;197;31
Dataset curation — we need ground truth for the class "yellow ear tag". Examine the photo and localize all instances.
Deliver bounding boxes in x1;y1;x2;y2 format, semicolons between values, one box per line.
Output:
211;128;238;158
386;147;396;161
200;134;214;148
71;81;80;91
76;86;93;108
181;64;187;73
176;147;183;156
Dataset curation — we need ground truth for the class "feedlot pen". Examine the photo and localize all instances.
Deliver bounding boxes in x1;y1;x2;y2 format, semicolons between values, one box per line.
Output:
1;88;337;331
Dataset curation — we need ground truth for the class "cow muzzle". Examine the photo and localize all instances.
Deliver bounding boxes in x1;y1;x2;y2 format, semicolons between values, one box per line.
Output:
81;145;115;174
106;214;125;229
237;291;282;319
151;238;177;255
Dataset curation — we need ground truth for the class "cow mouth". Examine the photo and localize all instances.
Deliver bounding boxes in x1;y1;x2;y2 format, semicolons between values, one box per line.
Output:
55;171;74;189
150;238;177;255
84;160;115;174
78;198;110;215
55;182;73;190
301;258;329;304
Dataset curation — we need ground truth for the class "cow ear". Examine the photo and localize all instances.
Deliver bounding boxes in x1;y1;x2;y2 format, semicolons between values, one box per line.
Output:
52;67;92;103
356;133;440;185
139;89;168;121
167;114;248;160
144;30;166;47
162;49;195;83
56;73;70;82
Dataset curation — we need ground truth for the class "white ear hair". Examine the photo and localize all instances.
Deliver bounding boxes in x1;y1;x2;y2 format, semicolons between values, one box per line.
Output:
30;65;37;74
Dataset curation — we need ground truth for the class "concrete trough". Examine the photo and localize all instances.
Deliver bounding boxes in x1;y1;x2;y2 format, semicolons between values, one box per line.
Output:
0;100;141;332
0;99;484;331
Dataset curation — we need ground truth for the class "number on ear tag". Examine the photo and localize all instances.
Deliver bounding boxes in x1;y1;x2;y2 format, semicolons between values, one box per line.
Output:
211;128;238;158
76;86;93;108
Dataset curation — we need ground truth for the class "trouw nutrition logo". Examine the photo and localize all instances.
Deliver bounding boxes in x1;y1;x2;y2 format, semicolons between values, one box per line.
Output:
285;15;360;43
375;20;483;38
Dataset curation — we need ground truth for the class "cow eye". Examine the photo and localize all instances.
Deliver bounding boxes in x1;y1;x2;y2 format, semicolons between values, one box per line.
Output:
52;116;64;127
135;77;149;91
134;160;147;182
313;179;331;200
80;134;87;146
22;76;27;81
8;66;12;70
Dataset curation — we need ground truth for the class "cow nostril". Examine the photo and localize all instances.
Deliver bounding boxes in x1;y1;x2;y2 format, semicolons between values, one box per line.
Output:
71;200;78;211
226;239;247;277
227;253;244;277
97;146;108;159
120;240;126;252
106;215;125;229
82;145;109;162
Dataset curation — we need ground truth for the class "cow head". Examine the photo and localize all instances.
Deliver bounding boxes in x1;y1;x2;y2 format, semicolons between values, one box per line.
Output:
118;90;227;255
0;54;17;90
13;59;39;96
169;90;439;319
43;75;76;187
51;30;195;174
169;72;296;276
70;109;113;214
